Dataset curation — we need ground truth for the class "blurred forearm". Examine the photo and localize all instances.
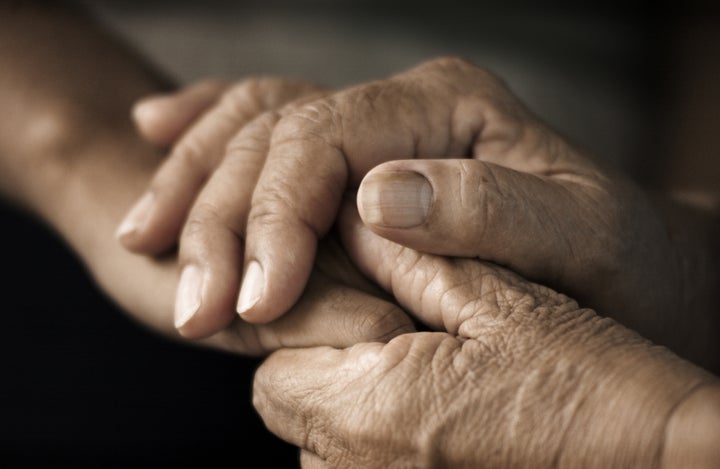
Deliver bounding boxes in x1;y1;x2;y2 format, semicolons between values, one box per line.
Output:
0;1;171;220
0;1;174;250
0;1;179;332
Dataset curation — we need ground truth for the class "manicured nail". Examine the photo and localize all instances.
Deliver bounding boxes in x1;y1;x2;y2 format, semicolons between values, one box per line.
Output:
174;264;204;329
115;192;155;240
359;171;433;228
237;260;264;316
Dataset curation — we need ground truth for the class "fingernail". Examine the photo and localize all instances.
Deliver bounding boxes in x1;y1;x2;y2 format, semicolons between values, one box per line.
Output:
133;96;167;121
175;264;204;329
237;260;264;316
359;171;432;228
132;99;154;123
115;192;155;240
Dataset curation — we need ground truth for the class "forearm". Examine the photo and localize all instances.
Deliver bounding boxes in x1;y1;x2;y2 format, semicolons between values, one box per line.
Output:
0;1;177;332
0;1;170;213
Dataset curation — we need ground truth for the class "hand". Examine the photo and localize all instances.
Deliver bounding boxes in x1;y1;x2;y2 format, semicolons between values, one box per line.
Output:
0;6;413;356
133;56;718;367
252;203;719;467
117;76;324;256
121;77;396;339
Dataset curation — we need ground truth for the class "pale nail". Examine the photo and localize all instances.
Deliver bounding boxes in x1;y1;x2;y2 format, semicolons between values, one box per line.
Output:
359;171;433;228
116;192;155;240
237;260;264;316
133;95;168;121
174;264;204;329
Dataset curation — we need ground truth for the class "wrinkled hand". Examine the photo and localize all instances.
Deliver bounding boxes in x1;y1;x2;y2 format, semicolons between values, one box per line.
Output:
124;57;718;366
120;77;409;339
5;73;413;356
117;77;323;255
253;203;717;467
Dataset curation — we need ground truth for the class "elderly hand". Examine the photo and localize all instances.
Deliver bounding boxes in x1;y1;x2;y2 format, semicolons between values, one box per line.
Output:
119;77;411;340
107;79;414;351
123;57;719;367
252;203;719;468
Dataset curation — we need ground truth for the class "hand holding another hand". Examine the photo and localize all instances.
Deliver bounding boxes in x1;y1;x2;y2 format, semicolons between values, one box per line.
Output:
253;203;718;467
123;57;719;368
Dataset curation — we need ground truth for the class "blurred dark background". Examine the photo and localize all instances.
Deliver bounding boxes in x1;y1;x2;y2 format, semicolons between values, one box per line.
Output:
1;0;718;467
1;201;284;467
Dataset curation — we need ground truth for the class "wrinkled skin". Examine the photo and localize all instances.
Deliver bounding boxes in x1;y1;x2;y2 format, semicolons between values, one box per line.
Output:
125;57;718;368
252;204;716;468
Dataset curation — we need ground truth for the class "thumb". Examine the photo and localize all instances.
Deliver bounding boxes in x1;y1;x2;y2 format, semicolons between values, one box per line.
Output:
357;158;601;286
338;200;572;333
132;79;227;147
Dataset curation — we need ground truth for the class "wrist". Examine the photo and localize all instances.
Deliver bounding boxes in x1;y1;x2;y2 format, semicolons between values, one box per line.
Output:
558;327;716;468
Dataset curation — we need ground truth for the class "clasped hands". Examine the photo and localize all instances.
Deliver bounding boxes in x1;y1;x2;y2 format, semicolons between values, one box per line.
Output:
116;58;716;466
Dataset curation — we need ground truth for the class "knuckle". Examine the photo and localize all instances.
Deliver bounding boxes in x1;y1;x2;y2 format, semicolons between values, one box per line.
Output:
226;78;268;106
249;179;326;238
252;212;318;246
225;110;280;156
180;216;209;248
410;55;489;83
249;185;295;224
250;109;283;135
171;136;209;173
222;78;266;115
221;77;306;121
409;56;511;106
232;76;319;110
426;55;476;72
248;201;283;230
181;202;226;247
272;100;342;148
222;77;327;125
